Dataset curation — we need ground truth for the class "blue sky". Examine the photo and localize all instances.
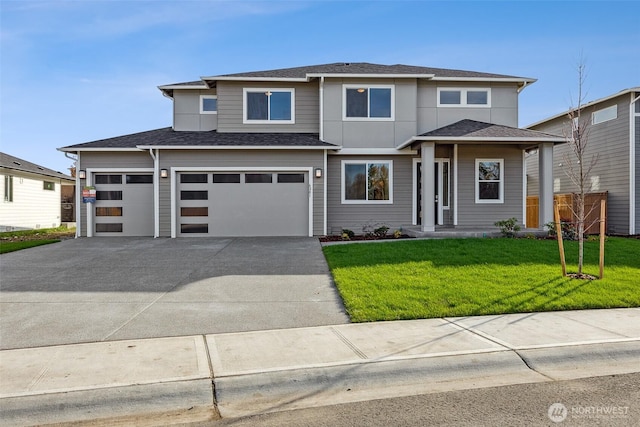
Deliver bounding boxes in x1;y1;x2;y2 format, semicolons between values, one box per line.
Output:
1;0;639;174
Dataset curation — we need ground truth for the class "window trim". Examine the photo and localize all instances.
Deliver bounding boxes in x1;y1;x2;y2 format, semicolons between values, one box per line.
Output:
475;158;504;204
341;160;393;204
242;88;295;124
342;84;395;121
437;87;491;108
592;105;617;125
4;175;13;202
200;95;218;114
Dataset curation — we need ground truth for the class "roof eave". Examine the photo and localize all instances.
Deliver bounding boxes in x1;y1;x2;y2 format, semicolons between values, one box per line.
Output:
136;145;341;150
432;77;537;84
398;135;565;150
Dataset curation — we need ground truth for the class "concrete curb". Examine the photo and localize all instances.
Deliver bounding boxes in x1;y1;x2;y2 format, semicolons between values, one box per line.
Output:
1;310;639;425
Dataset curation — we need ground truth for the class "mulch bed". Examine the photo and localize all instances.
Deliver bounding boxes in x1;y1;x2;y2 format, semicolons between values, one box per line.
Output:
319;234;414;242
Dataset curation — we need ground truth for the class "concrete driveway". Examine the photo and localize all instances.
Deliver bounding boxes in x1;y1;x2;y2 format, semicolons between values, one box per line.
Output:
0;237;349;350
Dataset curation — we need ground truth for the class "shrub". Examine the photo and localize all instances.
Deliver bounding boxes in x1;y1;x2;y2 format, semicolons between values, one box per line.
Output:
341;229;355;240
494;217;521;238
545;221;577;241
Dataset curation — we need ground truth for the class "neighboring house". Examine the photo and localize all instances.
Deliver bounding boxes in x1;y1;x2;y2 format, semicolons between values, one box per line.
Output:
526;88;640;235
0;152;75;232
58;62;564;238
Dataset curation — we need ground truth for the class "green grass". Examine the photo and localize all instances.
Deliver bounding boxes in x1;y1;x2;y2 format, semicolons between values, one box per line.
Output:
322;237;640;322
0;226;75;254
0;239;60;254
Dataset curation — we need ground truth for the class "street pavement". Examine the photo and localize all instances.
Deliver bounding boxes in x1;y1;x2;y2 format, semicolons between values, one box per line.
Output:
1;308;639;426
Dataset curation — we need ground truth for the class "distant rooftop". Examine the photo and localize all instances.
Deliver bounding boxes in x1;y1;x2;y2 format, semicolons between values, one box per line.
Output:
0;152;73;180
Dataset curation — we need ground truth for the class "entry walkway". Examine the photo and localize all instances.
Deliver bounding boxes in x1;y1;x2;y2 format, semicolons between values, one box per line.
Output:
2;308;639;425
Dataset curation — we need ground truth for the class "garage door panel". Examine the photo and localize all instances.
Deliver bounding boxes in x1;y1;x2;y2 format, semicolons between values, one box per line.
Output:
94;173;153;237
177;171;309;237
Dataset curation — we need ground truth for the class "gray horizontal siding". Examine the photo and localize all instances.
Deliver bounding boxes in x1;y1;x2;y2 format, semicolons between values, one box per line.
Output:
158;149;325;236
457;145;523;227
530;94;631;234
216;81;319;133
326;154;413;235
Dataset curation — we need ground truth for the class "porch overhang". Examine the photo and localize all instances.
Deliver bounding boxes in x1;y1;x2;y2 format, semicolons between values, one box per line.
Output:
397;119;565;150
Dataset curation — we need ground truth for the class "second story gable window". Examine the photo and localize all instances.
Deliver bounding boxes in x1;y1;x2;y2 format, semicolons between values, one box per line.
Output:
243;88;295;124
438;88;491;107
200;95;217;114
343;85;394;120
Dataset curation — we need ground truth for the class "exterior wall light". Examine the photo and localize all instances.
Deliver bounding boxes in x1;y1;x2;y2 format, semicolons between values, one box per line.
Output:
78;170;86;179
315;168;323;178
160;169;169;178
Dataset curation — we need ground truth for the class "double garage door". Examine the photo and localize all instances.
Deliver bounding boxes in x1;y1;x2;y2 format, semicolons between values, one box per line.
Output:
178;171;310;237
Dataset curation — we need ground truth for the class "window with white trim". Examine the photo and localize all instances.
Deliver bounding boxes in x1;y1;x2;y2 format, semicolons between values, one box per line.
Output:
243;88;294;123
200;95;217;114
438;88;491;107
592;105;617;125
343;85;394;120
341;160;393;203
4;175;13;202
476;159;503;203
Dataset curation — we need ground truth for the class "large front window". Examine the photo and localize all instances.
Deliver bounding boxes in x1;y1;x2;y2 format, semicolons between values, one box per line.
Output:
343;85;394;120
476;159;503;203
342;160;392;203
243;88;294;124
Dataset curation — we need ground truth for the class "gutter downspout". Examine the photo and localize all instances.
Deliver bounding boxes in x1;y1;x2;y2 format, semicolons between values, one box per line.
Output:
630;93;640;235
149;149;160;238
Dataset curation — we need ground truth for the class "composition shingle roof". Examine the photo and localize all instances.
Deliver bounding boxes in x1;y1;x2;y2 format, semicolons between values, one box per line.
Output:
0;152;73;179
212;62;526;79
418;119;563;139
59;128;339;150
159;62;534;89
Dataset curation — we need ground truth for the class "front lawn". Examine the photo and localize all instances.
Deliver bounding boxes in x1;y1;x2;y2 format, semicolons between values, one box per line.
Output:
322;237;640;322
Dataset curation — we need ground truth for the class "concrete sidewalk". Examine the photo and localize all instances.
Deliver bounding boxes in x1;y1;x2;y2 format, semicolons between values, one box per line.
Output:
1;308;639;426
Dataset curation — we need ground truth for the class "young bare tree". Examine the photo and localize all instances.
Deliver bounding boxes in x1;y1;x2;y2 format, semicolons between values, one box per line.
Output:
560;58;599;277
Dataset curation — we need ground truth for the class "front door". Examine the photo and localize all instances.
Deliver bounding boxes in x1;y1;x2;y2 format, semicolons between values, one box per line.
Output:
416;159;449;225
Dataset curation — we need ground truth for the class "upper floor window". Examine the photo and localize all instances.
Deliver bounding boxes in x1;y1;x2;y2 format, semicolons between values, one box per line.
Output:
243;88;294;124
43;181;55;191
438;88;491;107
476;159;503;203
341;160;393;204
592;105;617;125
200;95;217;114
343;85;394;120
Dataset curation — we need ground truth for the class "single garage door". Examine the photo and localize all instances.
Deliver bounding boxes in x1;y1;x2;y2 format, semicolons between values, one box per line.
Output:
178;171;309;237
93;173;154;236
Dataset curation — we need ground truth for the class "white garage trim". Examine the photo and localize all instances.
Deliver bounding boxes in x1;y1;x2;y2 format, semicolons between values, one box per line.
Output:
170;166;314;238
85;168;154;237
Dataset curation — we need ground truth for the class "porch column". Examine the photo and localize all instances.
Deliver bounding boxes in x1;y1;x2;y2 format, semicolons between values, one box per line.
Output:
538;142;554;228
421;142;436;232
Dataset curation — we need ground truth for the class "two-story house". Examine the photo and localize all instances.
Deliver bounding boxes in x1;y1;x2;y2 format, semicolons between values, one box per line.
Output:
526;88;640;235
58;63;564;237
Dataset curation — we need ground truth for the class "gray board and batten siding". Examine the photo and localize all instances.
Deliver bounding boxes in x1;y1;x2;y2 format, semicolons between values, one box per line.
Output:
527;93;633;234
173;89;218;131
